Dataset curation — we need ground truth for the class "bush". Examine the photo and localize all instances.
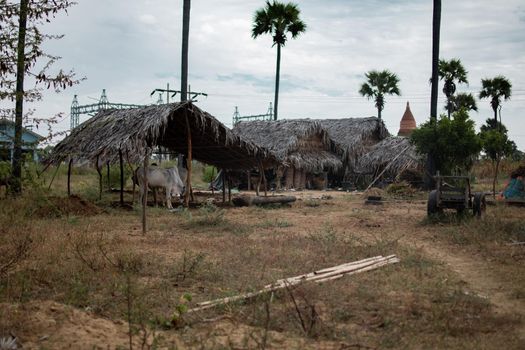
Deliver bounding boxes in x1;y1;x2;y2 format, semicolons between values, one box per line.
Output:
411;110;481;174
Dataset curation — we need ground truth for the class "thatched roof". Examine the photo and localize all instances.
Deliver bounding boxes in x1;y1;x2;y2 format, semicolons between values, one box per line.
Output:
232;119;343;172
355;136;424;177
47;102;275;170
316;117;390;162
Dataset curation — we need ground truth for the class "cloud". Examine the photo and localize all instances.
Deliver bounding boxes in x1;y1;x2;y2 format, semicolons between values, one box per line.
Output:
2;0;524;149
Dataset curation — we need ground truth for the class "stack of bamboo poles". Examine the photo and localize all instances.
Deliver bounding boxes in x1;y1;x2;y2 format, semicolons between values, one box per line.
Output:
188;255;399;313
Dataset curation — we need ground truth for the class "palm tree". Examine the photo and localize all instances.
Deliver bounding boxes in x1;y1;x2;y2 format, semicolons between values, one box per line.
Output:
479;76;512;127
438;58;468;118
359;70;400;120
448;92;477;113
252;1;306;121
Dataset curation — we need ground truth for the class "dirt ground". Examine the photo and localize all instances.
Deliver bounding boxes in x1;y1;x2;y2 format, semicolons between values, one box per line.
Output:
1;189;524;349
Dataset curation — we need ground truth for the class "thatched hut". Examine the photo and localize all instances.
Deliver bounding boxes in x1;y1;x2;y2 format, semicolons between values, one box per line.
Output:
313;117;390;183
48;102;275;170
233;119;343;189
355;136;424;185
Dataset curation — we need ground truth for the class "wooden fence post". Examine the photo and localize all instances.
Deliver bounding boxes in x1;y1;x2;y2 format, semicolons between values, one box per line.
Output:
142;153;148;234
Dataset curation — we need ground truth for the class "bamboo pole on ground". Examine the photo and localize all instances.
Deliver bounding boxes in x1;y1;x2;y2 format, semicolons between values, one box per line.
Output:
187;255;399;313
67;158;73;196
142;153;148;235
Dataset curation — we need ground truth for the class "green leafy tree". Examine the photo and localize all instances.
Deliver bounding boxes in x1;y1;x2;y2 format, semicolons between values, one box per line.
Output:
479;119;515;196
438;58;468;118
1;0;80;194
252;1;306;121
479;76;512;127
358;70;401;120
448;92;477;113
411;109;481;174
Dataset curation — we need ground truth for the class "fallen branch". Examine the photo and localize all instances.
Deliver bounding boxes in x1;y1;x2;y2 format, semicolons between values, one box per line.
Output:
187;255;399;313
232;195;296;207
507;241;525;246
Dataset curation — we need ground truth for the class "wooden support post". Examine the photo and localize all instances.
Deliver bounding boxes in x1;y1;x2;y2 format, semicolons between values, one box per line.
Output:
228;172;232;203
222;170;226;203
106;162;111;191
184;112;192;208
323;171;328;190
256;165;262;196
247;170;251;192
47;162;61;190
119;149;124;205
142;153;148;235
260;162;267;196
67;158;73;196
95;156;102;200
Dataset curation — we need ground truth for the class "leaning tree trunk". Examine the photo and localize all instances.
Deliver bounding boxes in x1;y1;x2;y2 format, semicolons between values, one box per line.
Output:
12;0;29;194
181;0;191;102
273;43;281;121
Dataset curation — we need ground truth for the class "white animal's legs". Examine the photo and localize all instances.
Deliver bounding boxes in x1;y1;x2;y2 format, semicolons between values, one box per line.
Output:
165;187;172;209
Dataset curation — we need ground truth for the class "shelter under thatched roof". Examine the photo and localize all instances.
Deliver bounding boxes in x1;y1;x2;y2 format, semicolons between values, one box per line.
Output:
232;119;343;173
47;102;275;170
356;136;423;178
316;117;390;163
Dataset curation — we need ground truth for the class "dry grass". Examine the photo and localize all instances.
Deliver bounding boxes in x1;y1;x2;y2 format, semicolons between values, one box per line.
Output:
0;184;524;349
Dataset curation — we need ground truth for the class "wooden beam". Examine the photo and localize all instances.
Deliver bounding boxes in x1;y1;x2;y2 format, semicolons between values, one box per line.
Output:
47;162;61;191
222;169;226;203
142;153;148;235
67;158;73;196
227;172;232;203
106;161;111;191
119;149;124;205
95;156;102;200
184;112;193;207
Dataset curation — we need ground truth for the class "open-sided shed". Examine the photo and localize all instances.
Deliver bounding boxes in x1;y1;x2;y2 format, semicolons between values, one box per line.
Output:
47;102;277;232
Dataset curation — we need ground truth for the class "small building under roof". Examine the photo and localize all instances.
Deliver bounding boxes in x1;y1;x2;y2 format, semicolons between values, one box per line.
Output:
0;118;44;162
398;102;417;137
233;119;343;189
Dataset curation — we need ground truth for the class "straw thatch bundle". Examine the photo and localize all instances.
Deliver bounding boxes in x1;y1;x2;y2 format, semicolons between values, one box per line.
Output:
233;119;343;172
47;102;275;170
317;117;390;165
356;136;423;177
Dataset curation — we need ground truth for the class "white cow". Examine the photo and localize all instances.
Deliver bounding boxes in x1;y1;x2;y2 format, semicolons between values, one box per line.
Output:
135;166;185;209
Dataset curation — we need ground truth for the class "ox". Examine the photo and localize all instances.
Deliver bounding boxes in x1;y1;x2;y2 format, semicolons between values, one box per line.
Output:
135;166;185;209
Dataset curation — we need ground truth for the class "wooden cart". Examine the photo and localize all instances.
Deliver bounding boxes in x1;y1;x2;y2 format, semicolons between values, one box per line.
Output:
427;175;486;216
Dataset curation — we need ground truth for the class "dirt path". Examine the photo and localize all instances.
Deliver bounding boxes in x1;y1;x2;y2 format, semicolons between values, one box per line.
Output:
402;225;525;339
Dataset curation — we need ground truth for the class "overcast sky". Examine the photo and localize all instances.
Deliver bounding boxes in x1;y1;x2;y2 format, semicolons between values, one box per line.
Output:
14;0;525;149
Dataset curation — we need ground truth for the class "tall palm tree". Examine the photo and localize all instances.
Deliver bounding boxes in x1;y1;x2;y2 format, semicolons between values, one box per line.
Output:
438;58;468;118
479;76;512;127
448;92;477;113
252;1;306;121
359;70;400;120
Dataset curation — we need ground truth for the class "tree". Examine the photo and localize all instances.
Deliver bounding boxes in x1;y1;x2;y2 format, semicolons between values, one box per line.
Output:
479;76;512;127
181;0;190;102
427;0;441;188
411;109;481;175
358;70;400;120
438;58;468;118
1;0;80;193
479;120;514;196
252;1;306;121
448;92;477;113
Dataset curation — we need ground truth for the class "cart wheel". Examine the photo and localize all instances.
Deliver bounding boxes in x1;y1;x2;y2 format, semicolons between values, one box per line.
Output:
473;193;486;217
427;190;440;215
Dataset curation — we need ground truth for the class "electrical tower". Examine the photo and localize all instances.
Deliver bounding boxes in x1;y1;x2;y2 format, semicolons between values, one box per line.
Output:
70;89;145;129
232;102;273;126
